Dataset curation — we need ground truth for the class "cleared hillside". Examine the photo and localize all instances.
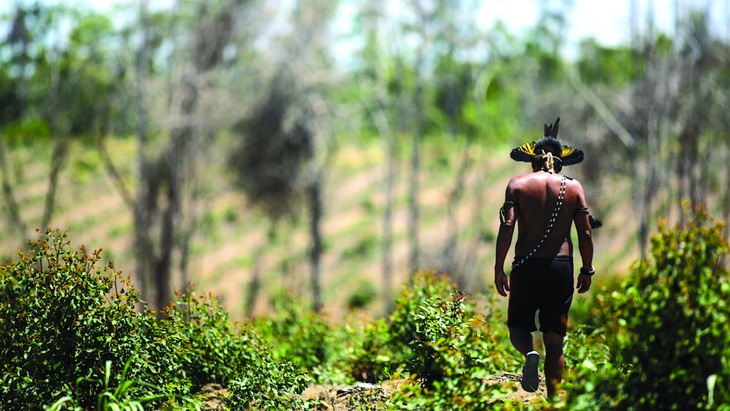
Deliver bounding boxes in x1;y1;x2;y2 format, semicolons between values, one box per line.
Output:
0;136;640;320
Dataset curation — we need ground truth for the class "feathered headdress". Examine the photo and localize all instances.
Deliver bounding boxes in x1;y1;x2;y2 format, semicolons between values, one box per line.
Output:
509;117;601;229
510;117;584;166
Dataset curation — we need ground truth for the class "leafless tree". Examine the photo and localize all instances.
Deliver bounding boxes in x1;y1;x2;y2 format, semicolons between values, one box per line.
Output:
106;0;251;310
227;0;338;313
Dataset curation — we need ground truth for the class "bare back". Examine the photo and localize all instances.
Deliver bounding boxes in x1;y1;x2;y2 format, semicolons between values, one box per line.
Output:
505;171;588;258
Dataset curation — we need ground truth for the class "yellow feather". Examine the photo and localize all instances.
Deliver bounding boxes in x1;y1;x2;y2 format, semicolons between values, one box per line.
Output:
518;142;536;155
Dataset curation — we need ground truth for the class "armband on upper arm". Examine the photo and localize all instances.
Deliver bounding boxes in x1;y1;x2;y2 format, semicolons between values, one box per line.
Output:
576;206;603;229
575;206;589;214
500;201;517;224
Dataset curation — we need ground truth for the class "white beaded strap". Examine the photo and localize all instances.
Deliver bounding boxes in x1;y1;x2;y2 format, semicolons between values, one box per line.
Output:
512;175;567;269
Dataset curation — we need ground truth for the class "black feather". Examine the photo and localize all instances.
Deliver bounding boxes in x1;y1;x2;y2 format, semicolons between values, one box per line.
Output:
589;215;603;229
551;117;560;138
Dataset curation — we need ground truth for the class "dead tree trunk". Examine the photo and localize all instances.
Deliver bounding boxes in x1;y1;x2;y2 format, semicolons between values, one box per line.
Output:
370;94;396;315
40;57;68;231
132;0;239;311
133;0;154;300
0;136;27;239
407;4;427;277
308;172;324;313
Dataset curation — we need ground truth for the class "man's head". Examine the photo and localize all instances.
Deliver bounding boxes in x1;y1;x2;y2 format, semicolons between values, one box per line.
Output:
510;117;584;173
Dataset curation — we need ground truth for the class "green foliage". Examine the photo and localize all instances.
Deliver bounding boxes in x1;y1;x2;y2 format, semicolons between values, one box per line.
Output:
255;292;340;383
388;271;458;361
224;350;309;411
566;208;730;410
163;288;309;409
341;318;397;384
2;116;52;145
2;5;125;137
0;229;309;410
45;358;202;411
346;279;378;309
402;287;471;385
577;40;641;85
0;228;186;409
162;288;261;391
386;271;519;409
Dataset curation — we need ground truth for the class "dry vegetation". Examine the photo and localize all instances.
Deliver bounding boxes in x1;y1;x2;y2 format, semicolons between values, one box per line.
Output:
0;136;638;320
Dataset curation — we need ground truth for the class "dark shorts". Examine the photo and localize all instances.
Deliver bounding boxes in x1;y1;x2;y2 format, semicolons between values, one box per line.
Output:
507;256;574;337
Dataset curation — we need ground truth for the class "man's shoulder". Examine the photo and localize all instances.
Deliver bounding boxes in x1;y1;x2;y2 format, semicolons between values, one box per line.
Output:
509;172;543;186
509;173;535;183
509;173;583;188
564;175;582;186
507;174;528;190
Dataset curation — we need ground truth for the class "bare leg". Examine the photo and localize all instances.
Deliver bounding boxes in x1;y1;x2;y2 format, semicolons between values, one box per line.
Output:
510;326;540;392
543;332;565;400
509;326;533;355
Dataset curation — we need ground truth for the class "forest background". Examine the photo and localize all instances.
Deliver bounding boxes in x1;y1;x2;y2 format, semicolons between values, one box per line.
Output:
1;0;730;320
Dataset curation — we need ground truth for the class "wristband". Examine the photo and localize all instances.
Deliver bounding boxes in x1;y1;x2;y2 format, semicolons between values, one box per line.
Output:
580;266;595;276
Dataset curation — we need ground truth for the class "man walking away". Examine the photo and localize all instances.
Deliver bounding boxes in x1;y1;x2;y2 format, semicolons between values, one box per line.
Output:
494;117;599;399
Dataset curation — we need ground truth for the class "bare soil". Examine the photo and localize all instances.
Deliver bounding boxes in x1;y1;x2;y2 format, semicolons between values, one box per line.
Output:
199;371;561;410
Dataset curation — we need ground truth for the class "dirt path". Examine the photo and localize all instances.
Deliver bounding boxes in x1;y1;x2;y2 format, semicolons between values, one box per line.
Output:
300;372;558;409
200;372;560;410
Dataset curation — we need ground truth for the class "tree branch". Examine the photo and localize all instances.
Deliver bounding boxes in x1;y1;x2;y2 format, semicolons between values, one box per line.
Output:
565;66;637;150
97;138;135;210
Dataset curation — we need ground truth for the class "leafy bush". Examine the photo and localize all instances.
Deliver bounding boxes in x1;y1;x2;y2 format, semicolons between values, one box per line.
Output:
566;207;730;410
0;229;187;409
0;229;310;410
255;291;342;383
341;318;397;384
387;271;459;369
162;287;310;408
163;288;257;390
45;358;202;411
387;270;519;409
224;347;309;411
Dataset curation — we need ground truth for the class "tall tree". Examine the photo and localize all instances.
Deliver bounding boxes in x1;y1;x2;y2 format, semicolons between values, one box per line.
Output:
673;11;722;219
285;0;339;313
429;0;484;289
405;0;430;277
121;0;250;310
354;1;398;314
569;2;730;257
228;0;338;313
0;5;118;244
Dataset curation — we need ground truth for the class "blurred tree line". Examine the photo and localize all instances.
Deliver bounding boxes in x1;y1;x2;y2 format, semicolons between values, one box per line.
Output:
0;0;729;313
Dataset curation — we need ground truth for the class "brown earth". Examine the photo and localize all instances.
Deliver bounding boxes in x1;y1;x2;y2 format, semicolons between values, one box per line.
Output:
199;372;560;410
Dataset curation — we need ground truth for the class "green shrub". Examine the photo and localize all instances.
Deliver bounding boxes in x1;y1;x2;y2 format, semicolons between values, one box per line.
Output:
387;270;519;409
162;288;260;390
45;358;203;411
256;292;340;383
162;286;311;407
387;270;459;367
346;279;378;309
0;229;186;410
342;318;398;384
224;347;309;411
0;229;309;410
566;207;730;410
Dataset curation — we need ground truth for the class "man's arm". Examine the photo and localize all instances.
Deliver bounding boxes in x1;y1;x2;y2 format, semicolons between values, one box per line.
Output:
494;183;517;297
573;180;594;294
